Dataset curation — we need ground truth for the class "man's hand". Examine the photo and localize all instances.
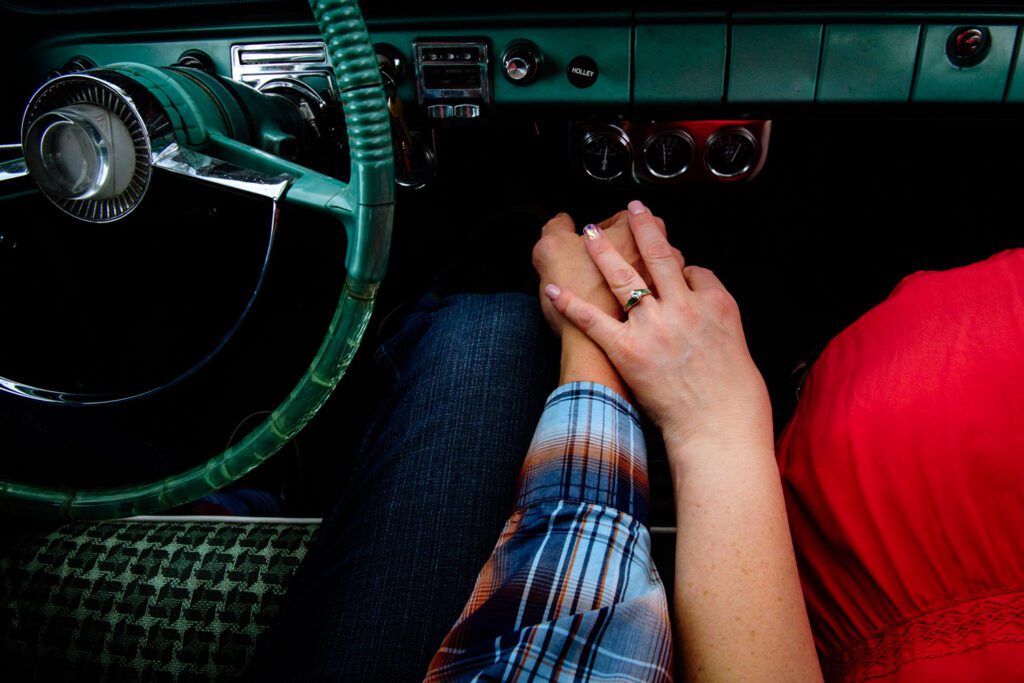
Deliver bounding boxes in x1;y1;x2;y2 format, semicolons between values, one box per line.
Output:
543;201;770;454
531;208;682;400
532;210;682;338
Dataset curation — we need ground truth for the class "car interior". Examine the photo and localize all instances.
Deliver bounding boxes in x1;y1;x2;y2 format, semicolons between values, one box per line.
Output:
2;0;1024;677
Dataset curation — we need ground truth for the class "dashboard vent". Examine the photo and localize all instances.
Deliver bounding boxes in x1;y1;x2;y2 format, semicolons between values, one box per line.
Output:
230;42;336;97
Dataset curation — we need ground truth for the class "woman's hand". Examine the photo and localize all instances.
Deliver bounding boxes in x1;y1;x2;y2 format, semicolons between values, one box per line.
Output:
544;201;772;456
532;209;684;400
532;210;683;337
548;201;821;682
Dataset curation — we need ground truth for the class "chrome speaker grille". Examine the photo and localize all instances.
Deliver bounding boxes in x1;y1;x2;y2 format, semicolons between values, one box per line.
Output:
21;74;152;223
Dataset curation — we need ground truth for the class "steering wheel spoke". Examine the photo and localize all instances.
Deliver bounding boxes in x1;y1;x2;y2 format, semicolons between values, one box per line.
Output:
152;142;293;201
0;144;28;182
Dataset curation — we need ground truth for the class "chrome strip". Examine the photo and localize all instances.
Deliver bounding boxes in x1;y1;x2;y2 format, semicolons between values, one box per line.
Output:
153;143;293;200
0;144;28;181
122;515;322;524
0;157;28;182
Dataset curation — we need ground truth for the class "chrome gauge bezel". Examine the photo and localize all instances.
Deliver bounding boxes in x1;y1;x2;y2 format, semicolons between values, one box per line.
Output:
641;129;695;180
703;127;759;179
580;125;632;182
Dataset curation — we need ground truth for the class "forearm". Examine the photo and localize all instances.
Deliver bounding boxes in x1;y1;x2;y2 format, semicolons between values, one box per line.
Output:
668;431;822;682
426;383;672;681
559;328;630;400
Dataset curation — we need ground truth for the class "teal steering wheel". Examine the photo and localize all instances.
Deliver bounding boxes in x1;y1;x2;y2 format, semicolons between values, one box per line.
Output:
0;0;394;519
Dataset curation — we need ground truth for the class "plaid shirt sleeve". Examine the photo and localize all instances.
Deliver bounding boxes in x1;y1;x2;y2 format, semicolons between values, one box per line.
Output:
425;382;674;682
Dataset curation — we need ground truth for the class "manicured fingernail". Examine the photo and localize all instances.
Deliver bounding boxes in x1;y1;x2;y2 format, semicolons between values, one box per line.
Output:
544;284;562;300
583;224;601;240
628;200;647;215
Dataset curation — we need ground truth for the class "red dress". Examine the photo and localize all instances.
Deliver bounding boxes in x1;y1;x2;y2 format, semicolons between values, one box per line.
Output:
776;249;1024;682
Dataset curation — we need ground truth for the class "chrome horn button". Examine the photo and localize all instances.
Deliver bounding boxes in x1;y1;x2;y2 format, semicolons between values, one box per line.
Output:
26;103;137;200
21;74;154;222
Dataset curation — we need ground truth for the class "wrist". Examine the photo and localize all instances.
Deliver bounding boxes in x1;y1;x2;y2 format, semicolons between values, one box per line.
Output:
662;416;775;471
559;329;631;403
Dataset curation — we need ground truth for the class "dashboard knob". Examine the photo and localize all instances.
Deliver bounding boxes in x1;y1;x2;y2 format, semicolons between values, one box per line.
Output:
947;26;991;67
501;40;543;85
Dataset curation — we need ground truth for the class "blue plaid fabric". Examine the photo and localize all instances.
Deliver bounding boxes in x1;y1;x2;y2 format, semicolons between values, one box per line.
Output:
426;382;674;681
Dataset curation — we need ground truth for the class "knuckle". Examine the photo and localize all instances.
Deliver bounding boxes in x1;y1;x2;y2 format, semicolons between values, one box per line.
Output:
609;266;636;290
574;303;597;331
642;240;676;262
531;240;549;267
706;287;737;312
542;213;571;234
635;213;665;232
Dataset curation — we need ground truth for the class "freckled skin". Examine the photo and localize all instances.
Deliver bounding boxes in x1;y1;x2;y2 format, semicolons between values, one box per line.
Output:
547;203;822;682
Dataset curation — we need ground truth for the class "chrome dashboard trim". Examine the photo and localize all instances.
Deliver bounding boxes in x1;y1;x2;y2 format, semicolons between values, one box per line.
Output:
122;515;322;524
230;41;337;99
412;39;491;108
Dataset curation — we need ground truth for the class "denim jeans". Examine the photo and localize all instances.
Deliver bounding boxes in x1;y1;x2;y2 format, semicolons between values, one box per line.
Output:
250;292;558;681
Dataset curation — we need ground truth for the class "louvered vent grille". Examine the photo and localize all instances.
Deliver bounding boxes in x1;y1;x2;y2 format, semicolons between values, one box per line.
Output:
230;42;337;96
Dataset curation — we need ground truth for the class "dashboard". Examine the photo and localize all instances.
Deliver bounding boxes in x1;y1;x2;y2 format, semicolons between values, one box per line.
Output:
11;4;1024;190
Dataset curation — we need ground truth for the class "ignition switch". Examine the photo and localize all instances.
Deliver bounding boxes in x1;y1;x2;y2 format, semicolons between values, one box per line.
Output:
501;40;543;85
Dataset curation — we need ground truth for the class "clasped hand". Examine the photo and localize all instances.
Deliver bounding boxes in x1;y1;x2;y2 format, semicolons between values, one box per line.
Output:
533;201;773;457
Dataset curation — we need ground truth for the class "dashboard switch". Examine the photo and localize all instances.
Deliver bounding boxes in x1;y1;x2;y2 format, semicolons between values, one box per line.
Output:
947;26;991;67
427;104;454;119
453;104;481;118
567;55;599;88
501;40;543;85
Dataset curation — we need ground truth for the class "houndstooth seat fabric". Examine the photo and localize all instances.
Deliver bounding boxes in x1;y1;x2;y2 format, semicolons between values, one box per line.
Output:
0;519;317;681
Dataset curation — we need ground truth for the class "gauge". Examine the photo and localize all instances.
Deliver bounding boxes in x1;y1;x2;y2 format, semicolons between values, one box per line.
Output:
704;128;758;178
580;127;631;181
642;130;694;179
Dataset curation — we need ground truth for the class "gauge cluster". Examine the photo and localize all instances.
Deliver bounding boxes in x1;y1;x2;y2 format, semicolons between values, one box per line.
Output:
573;120;770;184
